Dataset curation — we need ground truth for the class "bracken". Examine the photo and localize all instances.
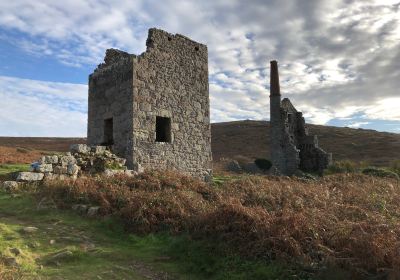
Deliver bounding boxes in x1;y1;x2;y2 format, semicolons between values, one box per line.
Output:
40;171;400;278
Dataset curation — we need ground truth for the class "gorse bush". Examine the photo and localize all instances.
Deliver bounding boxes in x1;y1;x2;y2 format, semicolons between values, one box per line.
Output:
362;167;399;179
40;171;400;278
254;158;272;171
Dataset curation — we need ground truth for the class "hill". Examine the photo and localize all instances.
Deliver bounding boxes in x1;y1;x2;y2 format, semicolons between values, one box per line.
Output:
211;120;400;166
0;121;399;165
0;137;86;152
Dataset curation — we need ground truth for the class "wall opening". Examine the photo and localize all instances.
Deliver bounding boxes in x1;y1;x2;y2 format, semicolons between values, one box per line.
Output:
288;113;293;123
156;116;171;143
103;118;114;145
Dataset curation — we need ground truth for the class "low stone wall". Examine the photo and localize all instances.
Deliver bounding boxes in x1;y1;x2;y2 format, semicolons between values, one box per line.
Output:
1;144;139;189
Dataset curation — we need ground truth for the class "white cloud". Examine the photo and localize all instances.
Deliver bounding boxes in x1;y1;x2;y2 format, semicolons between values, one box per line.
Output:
0;0;399;133
0;76;87;136
347;122;370;128
363;98;400;120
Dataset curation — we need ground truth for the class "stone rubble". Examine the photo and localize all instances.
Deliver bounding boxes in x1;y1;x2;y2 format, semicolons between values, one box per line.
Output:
5;144;139;184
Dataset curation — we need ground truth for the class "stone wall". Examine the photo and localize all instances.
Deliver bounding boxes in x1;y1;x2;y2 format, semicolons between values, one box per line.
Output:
87;49;134;164
269;61;331;175
132;29;212;181
269;61;300;175
88;28;212;181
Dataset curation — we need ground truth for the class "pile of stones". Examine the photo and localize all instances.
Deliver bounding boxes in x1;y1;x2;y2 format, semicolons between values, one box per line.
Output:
5;144;138;185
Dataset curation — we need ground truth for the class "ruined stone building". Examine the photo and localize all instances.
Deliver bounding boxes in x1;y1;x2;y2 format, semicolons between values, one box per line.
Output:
269;60;331;175
87;28;212;181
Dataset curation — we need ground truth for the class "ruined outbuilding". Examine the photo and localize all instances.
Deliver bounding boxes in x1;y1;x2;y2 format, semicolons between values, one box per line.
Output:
269;60;331;175
87;28;212;181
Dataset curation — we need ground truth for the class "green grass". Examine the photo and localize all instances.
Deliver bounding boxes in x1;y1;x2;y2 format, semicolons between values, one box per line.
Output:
0;164;30;181
0;191;299;280
212;174;241;186
0;164;30;175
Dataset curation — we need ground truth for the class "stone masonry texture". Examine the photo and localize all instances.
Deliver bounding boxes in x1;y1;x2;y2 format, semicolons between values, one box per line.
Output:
269;60;331;175
88;28;213;181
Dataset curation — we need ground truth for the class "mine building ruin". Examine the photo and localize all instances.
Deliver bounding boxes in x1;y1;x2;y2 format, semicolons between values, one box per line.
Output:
269;60;331;175
87;28;212;181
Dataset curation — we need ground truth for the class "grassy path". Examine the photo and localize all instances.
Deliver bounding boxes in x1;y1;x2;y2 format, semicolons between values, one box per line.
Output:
0;192;184;280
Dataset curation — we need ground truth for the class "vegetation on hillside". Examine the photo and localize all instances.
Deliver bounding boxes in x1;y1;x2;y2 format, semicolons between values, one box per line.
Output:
25;171;399;279
211;120;400;166
1;120;399;166
0;189;299;279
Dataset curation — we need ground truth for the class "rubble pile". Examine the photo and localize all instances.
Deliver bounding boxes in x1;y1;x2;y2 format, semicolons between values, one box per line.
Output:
5;144;137;185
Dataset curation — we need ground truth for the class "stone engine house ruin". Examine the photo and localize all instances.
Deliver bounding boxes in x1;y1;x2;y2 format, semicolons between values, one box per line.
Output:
87;28;212;181
269;60;331;175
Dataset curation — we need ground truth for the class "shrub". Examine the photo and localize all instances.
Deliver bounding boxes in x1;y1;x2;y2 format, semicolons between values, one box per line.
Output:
326;160;358;174
16;147;30;154
254;158;272;171
362;167;399;179
390;160;400;176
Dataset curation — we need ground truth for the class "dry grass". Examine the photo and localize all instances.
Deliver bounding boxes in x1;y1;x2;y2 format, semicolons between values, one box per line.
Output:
39;171;400;278
0;146;45;164
0;262;21;280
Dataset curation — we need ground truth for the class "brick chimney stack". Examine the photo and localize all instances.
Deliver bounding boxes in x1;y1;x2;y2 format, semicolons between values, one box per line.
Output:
270;60;281;96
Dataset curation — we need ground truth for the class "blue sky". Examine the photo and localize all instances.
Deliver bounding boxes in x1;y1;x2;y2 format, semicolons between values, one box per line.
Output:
0;0;399;136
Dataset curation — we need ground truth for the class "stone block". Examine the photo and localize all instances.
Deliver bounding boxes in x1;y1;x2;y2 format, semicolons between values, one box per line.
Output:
124;170;138;177
87;206;100;217
53;166;68;174
1;181;19;192
115;157;126;166
104;169;125;177
91;146;107;154
16;172;44;182
39;155;59;164
34;164;53;173
60;155;77;167
70;144;91;154
67;164;80;176
44;173;68;181
30;162;40;172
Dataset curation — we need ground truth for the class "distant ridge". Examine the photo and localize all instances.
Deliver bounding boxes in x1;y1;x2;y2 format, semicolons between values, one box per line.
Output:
211;120;400;166
0;120;399;166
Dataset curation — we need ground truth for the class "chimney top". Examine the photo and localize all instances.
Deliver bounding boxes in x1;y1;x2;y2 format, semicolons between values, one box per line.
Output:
270;60;281;96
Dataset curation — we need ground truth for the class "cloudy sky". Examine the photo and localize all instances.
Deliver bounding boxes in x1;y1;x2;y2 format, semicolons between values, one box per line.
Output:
0;0;399;136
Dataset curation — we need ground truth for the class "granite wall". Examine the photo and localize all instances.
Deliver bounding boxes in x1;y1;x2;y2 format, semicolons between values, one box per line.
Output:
87;28;212;181
269;61;330;176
